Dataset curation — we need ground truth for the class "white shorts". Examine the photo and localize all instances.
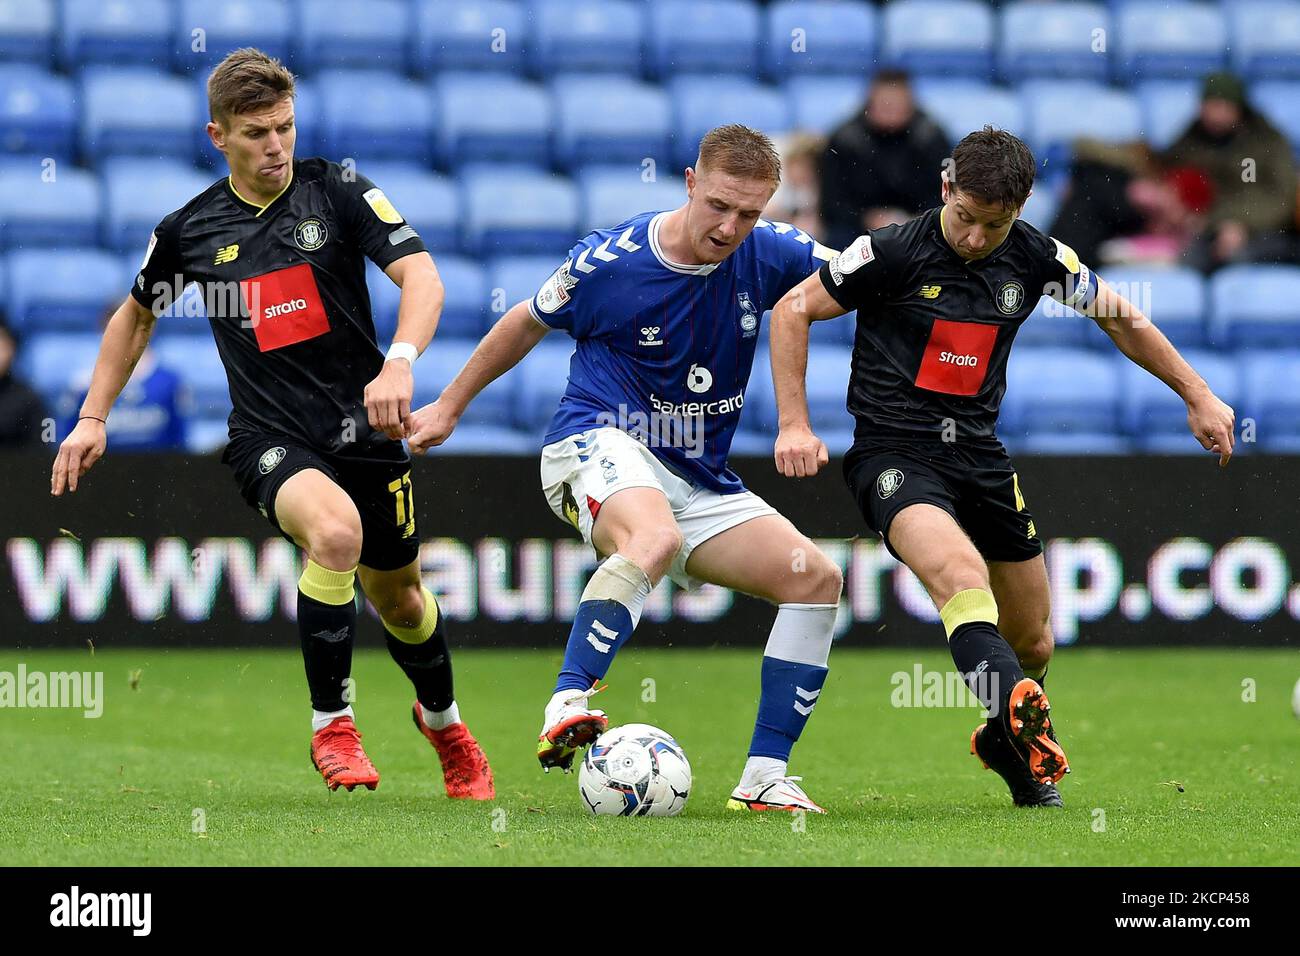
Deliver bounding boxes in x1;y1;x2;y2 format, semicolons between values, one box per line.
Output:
540;427;778;590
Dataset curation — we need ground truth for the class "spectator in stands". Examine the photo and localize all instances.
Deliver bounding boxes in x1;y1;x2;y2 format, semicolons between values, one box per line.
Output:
59;306;191;451
819;69;951;249
766;131;824;238
0;316;49;448
1166;72;1298;271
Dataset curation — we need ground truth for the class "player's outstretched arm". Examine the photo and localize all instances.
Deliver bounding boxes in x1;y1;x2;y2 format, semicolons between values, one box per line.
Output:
408;299;550;454
1083;277;1235;466
366;252;444;441
51;295;158;495
770;273;847;478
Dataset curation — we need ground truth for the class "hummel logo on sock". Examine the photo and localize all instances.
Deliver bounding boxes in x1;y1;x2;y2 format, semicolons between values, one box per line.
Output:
586;619;618;654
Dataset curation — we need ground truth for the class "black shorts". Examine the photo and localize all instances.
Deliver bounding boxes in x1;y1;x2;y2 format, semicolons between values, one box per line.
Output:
843;437;1043;564
221;432;419;572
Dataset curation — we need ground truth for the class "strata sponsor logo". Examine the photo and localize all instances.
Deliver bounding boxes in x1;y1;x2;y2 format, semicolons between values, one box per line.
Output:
264;298;308;318
938;351;979;367
50;886;151;936
0;666;103;718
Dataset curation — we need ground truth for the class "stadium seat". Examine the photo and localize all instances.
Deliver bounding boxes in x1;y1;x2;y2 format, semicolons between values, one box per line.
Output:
578;165;685;234
356;162;460;252
1240;351;1300;450
1019;182;1062;232
0;0;56;64
174;0;293;71
1250;82;1300;158
424;423;537;454
101;157;214;252
1097;265;1207;349
461;167;579;255
763;1;877;77
513;339;574;430
784;75;869;135
1230;1;1300;79
1209;264;1300;348
435;73;553;167
1015;294;1091;350
413;0;527;74
881;0;996;77
1003;347;1122;436
1120;349;1239;450
317;70;436;166
805;310;856;347
0;66;76;159
486;255;563;318
413;338;518;425
17;332;105;405
79;67;200;160
668;76;791;168
366;261;402;345
912;80;1025;142
1016;432;1132;454
552;75;671;170
433;255;490;340
531;0;644;76
295;0;412;71
1134;80;1201;150
6;248;124;332
0;165;101;248
1021;80;1142;158
1115;2;1228;80
999;2;1110;80
646;1;762;78
61;0;173;67
152;336;230;417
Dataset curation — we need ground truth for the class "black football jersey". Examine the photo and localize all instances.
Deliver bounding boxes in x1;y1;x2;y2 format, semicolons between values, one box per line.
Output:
819;207;1095;444
130;157;427;462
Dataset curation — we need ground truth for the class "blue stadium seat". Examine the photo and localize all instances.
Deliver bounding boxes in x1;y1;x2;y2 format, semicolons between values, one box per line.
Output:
414;0;527;74
1209;264;1300;348
1019;182;1062;232
0;66;76;159
784;75;869;135
435;73;553;167
805;311;856;348
1251;82;1300;157
1004;348;1122;438
317;70;436;166
531;0;644;76
18;332;105;405
152;336;230;417
1016;433;1132;454
433;255;490;340
1015;294;1091;349
882;0;996;77
1240;351;1300;450
552;75;671;170
6;248;124;332
486;255;562;318
1120;349;1239;450
357;162;460;252
804;345;852;433
1115;2;1228;80
1134;80;1200;149
1231;1;1300;79
367;261;402;345
80;67;199;160
912;80;1025;142
999;2;1110;80
669;76;791;168
101;157;214;252
175;0;293;71
578;165;685;233
0;0;56;64
295;0;412;71
413;339;519;427
1097;265;1207;349
424;423;537;454
1021;81;1142;158
647;1;762;78
61;0;173;67
512;339;574;430
0;165;100;248
763;1;876;77
461;167;579;255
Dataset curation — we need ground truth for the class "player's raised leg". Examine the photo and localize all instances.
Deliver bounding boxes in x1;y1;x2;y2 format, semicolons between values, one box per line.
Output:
684;514;843;813
275;468;378;792
358;560;494;799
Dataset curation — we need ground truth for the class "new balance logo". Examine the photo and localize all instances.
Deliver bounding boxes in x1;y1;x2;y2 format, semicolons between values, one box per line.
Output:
586;618;619;654
214;244;239;265
793;685;821;716
918;285;941;299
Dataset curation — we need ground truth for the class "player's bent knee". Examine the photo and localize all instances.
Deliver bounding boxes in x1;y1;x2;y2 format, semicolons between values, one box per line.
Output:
378;585;425;631
626;524;683;577
308;518;363;571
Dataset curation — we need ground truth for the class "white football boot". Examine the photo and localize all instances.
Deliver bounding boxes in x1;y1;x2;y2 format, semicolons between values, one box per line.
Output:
536;685;608;773
727;776;827;813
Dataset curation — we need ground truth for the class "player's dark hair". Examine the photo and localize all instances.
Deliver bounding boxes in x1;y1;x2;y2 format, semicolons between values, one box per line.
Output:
950;126;1036;210
207;47;296;127
697;124;782;188
871;68;912;88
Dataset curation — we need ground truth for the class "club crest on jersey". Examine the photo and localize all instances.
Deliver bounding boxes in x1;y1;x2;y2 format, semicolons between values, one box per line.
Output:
638;325;664;347
877;468;904;499
258;446;286;475
996;281;1024;314
294;217;328;251
737;292;759;336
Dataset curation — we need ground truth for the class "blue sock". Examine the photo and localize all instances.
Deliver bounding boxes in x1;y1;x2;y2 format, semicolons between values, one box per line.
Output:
748;657;830;760
554;598;635;693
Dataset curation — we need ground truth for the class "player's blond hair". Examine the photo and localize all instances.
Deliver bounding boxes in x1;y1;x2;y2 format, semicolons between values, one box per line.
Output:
207;47;296;127
696;124;782;188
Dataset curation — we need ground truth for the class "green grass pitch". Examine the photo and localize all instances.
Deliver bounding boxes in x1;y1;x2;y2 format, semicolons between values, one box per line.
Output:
3;647;1298;866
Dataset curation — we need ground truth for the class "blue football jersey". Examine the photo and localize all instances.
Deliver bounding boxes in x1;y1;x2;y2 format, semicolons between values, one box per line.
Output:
531;210;834;493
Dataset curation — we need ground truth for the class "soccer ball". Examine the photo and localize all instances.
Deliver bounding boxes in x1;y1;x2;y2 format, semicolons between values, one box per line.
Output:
578;723;692;817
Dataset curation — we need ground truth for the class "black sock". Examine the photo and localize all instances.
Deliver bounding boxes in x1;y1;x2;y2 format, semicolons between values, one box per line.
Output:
299;591;356;713
385;611;454;713
949;621;1025;725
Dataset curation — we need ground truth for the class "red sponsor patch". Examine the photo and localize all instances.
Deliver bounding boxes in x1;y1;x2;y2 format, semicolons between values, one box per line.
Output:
240;262;331;352
914;318;999;396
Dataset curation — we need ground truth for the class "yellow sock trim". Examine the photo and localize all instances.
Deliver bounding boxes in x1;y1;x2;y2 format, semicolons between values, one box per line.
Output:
939;588;998;640
386;586;439;645
298;560;357;606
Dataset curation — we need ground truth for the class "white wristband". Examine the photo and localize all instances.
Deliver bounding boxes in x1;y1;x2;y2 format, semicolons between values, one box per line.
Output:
386;342;419;365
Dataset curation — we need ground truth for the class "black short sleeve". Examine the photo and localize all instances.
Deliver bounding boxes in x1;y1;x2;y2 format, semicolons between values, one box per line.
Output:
817;227;900;312
326;166;428;271
130;212;189;316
